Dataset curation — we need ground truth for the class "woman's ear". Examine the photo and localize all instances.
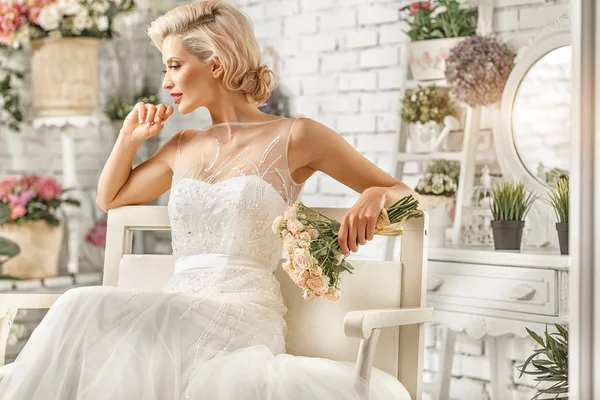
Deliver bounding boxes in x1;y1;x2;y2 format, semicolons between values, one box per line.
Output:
212;57;224;79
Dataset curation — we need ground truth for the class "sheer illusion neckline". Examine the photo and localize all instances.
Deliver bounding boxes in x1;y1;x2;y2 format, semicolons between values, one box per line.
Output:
200;117;288;131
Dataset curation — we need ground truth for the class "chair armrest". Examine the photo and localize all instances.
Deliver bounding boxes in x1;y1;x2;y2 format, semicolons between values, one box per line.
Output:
0;294;61;367
344;307;434;340
0;294;61;315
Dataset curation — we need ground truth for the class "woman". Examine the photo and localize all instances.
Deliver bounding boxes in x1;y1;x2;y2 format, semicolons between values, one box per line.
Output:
0;1;419;398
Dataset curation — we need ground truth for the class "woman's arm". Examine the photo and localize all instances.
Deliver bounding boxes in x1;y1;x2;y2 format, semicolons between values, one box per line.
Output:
96;103;178;212
288;117;421;255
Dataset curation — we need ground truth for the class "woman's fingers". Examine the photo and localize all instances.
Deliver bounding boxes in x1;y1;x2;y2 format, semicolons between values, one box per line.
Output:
347;217;358;253
338;216;349;255
135;102;146;124
154;104;167;123
145;104;157;127
357;215;367;246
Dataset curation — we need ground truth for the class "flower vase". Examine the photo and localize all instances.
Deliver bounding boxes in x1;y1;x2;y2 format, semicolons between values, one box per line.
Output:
31;37;101;117
408;37;464;81
0;221;64;279
408;121;440;153
423;196;451;247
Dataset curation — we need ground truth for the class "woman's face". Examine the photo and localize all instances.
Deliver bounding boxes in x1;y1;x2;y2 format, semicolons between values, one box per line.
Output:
161;36;221;114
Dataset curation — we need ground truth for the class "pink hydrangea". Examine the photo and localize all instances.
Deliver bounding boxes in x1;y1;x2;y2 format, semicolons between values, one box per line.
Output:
85;220;107;248
38;176;62;200
9;204;26;221
0;177;17;201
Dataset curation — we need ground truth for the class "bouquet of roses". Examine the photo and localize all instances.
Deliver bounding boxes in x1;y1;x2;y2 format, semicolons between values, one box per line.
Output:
272;196;421;302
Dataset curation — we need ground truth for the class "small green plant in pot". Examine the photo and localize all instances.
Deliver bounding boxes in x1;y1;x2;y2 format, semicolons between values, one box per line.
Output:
489;181;536;250
548;176;569;255
516;324;568;400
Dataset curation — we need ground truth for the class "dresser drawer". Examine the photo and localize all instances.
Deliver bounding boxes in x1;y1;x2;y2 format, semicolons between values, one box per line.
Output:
427;261;557;316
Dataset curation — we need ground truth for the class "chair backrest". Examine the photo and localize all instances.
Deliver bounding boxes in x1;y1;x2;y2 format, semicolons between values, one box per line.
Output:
105;205;428;399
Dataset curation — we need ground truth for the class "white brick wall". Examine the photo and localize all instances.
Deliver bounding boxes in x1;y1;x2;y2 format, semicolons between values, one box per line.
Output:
0;1;570;399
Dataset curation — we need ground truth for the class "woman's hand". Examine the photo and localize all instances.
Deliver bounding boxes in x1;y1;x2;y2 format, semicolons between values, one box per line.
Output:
337;187;387;255
120;102;174;144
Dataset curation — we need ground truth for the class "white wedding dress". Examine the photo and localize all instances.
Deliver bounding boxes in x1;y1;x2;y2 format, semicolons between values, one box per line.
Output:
0;118;397;399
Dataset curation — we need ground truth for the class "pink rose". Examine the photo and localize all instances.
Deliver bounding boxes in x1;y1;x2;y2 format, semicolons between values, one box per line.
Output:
302;289;316;302
9;204;26;221
422;2;431;8
324;290;341;303
299;231;311;242
306;276;327;295
38;177;62;200
28;7;41;23
293;248;313;270
287;218;304;235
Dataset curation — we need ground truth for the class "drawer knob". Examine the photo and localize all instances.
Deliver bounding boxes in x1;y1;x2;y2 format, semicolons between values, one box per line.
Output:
508;284;536;300
427;275;444;292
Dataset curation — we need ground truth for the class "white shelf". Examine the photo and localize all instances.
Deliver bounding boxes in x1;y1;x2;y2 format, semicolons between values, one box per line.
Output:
396;151;463;162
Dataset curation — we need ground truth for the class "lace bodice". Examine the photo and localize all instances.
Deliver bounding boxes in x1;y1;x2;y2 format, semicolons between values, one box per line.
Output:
168;118;304;271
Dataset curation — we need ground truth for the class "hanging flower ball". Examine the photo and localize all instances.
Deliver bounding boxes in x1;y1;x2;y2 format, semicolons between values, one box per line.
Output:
444;34;516;107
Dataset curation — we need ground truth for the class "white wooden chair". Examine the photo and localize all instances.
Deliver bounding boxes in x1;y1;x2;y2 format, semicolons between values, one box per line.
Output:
0;205;432;399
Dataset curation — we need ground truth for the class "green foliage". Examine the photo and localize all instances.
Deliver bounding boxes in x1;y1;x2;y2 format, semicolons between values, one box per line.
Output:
401;85;455;124
0;59;24;132
399;0;477;42
490;181;536;221
517;324;569;400
0;237;19;265
104;86;160;121
548;177;569;224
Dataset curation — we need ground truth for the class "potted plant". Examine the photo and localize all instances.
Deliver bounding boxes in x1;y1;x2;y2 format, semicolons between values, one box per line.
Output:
415;159;459;247
445;34;516;107
517;324;568;400
0;0;135;117
399;0;477;81
401;84;455;153
0;175;80;279
548;176;569;255
489;181;536;251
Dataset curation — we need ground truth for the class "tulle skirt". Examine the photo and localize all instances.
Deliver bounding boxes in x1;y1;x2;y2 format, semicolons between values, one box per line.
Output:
0;281;397;399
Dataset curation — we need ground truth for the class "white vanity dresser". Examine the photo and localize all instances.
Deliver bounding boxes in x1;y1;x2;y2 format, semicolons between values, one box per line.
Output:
425;13;572;400
427;247;569;399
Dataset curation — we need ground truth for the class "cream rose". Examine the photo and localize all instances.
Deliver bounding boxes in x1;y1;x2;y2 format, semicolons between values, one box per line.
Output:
308;228;319;240
37;4;61;31
271;215;286;236
284;204;298;220
282;259;293;274
302;289;316;302
287;218;304;235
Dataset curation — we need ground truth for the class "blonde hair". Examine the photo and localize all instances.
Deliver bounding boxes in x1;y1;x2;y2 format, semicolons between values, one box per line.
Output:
148;0;274;105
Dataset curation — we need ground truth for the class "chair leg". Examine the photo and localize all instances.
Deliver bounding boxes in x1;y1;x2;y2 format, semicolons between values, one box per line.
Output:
435;326;456;400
